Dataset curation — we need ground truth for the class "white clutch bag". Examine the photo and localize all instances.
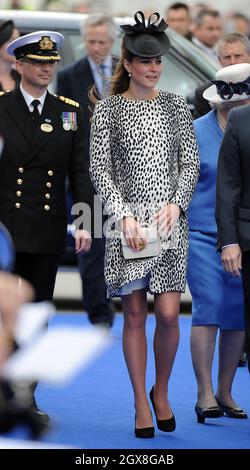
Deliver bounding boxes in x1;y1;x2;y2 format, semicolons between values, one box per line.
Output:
121;226;161;260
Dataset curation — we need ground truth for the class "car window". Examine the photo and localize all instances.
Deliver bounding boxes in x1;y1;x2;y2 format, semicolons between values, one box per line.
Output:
168;28;218;78
158;56;203;96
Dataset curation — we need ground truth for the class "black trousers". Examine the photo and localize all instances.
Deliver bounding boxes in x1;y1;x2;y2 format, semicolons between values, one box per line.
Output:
77;235;113;326
14;252;61;302
241;250;250;354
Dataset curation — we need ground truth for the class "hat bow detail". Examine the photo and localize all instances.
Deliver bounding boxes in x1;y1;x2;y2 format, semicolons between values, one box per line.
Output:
212;76;250;100
120;11;168;35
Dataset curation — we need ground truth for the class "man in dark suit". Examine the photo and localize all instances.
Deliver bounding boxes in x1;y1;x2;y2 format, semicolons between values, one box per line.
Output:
57;13;118;328
193;32;250;118
216;100;250;372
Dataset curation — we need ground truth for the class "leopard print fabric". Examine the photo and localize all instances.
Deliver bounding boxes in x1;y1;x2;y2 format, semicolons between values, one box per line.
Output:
90;90;200;296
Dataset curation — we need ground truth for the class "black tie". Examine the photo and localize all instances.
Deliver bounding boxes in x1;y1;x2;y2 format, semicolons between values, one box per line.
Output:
30;99;40;126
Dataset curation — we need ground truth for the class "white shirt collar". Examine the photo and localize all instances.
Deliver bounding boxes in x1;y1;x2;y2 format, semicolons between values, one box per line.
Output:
88;55;112;76
191;37;220;64
20;84;47;113
87;55;112;97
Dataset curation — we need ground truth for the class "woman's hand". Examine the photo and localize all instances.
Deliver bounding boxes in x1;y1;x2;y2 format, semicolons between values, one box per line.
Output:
154;203;181;237
121;217;147;251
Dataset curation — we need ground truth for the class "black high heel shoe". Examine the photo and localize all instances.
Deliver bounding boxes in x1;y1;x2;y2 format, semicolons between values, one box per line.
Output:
195;403;224;424
149;386;176;432
215;398;248;419
134;414;155;438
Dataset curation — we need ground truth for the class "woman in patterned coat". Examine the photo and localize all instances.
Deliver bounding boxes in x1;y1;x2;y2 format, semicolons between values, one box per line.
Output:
90;11;199;438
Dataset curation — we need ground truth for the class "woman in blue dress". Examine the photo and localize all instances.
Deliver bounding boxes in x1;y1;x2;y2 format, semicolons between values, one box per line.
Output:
187;63;250;423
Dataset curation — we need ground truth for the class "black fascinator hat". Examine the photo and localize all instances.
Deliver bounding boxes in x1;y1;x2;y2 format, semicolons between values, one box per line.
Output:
120;11;171;58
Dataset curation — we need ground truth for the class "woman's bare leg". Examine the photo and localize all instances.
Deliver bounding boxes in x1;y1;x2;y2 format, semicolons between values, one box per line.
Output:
190;325;218;407
122;288;153;428
152;291;180;419
216;329;245;408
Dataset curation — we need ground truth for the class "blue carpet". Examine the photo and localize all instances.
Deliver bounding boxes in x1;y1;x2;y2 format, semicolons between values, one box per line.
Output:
3;313;250;449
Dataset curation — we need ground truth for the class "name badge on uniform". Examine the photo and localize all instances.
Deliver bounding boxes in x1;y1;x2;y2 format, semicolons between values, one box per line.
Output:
41;123;53;133
62;112;78;131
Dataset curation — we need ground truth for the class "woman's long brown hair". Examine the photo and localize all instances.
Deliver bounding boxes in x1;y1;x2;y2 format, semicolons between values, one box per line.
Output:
110;42;135;96
89;41;135;108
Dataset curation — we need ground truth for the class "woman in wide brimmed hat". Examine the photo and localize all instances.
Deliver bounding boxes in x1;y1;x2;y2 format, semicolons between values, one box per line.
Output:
187;62;250;424
90;11;199;437
0;20;20;92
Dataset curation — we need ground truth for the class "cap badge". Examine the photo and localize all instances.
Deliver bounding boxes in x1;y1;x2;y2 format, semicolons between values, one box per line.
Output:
39;36;53;50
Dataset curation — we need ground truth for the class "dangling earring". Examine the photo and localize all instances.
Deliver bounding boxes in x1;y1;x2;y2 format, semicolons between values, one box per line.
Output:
128;72;131;78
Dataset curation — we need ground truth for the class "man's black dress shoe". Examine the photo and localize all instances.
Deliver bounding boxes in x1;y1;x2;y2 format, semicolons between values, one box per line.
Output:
0;380;49;438
30;399;50;424
89;305;114;329
238;351;247;367
149;386;176;432
216;398;248;419
195;403;224;423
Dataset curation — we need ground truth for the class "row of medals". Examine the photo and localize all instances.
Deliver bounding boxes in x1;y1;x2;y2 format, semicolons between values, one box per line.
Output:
40;120;77;133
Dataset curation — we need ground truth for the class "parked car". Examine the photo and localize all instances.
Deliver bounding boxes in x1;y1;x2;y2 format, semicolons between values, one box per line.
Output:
0;9;218;102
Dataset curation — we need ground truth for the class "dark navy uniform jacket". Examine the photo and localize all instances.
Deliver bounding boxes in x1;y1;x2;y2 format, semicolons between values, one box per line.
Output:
0;87;92;255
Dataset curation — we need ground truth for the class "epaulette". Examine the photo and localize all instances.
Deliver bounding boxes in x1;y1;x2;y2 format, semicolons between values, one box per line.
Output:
54;94;80;108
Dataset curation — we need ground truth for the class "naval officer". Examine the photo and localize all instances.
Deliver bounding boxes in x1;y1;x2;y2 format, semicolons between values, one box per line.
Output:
0;30;93;422
0;30;92;303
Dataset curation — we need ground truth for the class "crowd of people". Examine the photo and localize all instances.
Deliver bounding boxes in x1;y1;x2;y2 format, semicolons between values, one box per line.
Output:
0;2;250;440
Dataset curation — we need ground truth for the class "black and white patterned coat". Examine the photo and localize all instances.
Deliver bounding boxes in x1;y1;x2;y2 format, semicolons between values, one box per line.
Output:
90;91;200;296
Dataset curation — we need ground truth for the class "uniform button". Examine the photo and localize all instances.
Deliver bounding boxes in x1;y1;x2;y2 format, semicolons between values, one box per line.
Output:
16;191;22;197
17;179;23;185
46;182;52;188
48;170;53;176
15;202;21;208
18;167;24;173
44;205;50;211
45;193;51;199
